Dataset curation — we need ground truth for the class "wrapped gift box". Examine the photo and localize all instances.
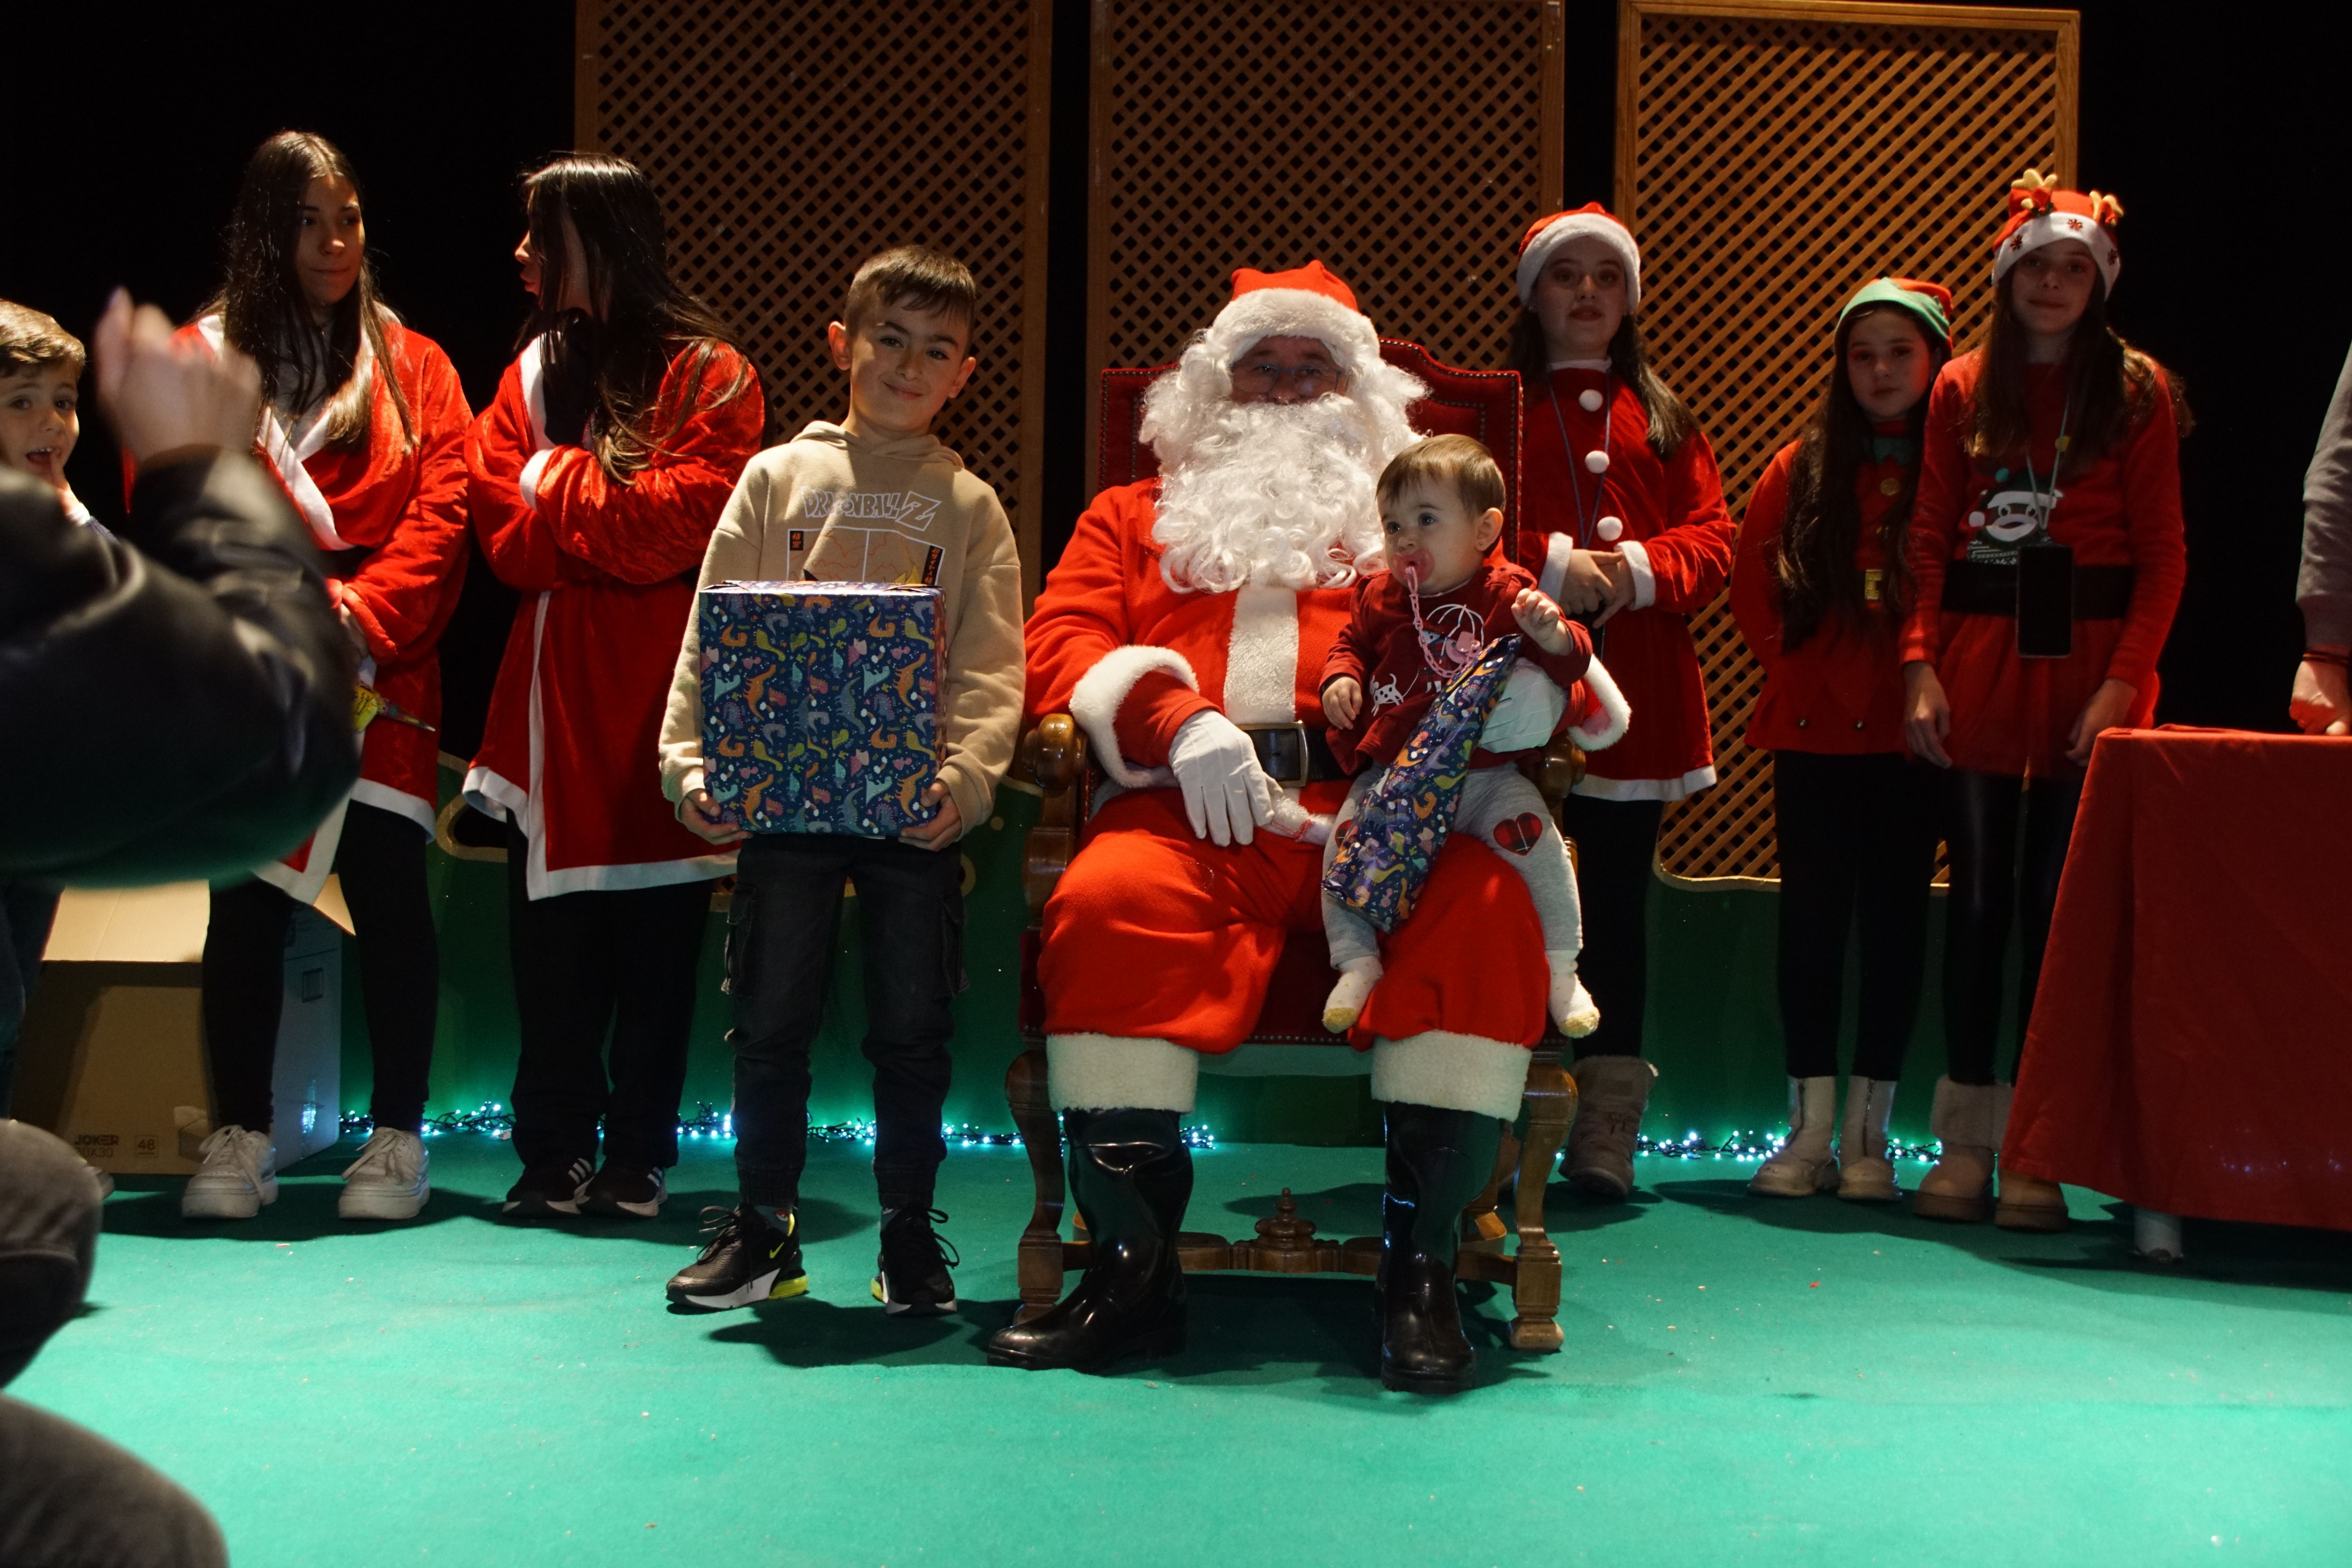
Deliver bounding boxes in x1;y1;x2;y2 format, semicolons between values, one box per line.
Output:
699;581;944;837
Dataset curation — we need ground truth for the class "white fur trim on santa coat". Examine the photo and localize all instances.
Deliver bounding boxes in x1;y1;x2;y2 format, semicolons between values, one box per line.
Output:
1571;656;1631;751
1370;1031;1532;1121
1199;287;1383;375
1070;645;1198;789
1516;212;1643;310
1224;586;1299;724
1047;1033;1200;1114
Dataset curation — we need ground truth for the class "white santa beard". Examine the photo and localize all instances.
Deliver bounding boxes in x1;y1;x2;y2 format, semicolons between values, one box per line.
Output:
1149;397;1393;595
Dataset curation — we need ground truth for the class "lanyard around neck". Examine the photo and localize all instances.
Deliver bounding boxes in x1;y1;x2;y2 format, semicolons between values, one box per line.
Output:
2020;394;2074;541
1544;372;1612;546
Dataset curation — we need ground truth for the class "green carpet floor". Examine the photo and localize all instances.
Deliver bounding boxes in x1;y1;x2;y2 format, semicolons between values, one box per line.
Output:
15;1137;2352;1566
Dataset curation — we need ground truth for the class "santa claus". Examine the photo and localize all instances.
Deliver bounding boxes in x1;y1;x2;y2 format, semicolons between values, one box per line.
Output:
986;263;1574;1392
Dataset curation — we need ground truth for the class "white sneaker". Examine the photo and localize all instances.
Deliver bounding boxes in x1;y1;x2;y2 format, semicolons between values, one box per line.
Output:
338;1127;430;1220
181;1125;278;1220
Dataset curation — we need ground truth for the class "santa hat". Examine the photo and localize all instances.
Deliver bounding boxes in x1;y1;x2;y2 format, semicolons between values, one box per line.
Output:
1195;260;1384;375
1837;276;1954;349
1515;203;1642;310
1992;170;2123;295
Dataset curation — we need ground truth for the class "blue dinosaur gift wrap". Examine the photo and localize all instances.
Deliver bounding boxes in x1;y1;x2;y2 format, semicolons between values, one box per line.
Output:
698;581;944;837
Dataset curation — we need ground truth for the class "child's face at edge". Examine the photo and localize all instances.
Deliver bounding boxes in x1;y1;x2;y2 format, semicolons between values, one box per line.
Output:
1381;478;1502;595
827;299;976;439
295;176;365;315
2009;239;2097;350
1531;237;1629;363
1844;309;1936;423
0;365;80;490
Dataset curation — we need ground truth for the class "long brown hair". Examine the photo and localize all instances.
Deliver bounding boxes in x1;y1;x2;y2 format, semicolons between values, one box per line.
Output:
1971;271;2188;470
518;154;751;482
1506;309;1699;458
1773;305;1946;648
206;131;413;450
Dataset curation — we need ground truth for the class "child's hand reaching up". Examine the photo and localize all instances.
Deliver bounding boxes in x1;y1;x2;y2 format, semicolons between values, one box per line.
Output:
1322;676;1363;729
1512;587;1577;654
900;780;962;849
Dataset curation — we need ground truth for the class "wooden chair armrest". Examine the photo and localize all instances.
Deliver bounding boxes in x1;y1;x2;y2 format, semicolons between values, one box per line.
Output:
1020;715;1091;922
1536;737;1586;807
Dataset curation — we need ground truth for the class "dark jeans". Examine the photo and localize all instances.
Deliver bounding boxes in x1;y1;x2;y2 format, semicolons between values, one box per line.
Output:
728;832;967;1210
0;882;62;1118
203;800;439;1134
0;1121;227;1567
505;826;711;1170
1772;750;1941;1082
1942;767;2085;1086
1558;793;1666;1061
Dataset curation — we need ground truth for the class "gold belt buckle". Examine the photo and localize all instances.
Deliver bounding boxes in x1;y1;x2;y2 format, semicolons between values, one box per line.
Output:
1240;722;1313;788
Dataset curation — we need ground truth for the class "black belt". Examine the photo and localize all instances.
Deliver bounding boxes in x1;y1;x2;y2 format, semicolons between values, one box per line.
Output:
1942;559;2135;619
1240;723;1345;787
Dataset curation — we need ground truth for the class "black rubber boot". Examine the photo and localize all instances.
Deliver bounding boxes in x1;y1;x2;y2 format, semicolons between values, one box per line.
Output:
1378;1102;1502;1394
986;1107;1191;1371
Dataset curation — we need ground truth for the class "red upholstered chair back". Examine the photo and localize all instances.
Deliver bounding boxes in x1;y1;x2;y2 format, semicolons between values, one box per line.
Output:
1095;340;1527;563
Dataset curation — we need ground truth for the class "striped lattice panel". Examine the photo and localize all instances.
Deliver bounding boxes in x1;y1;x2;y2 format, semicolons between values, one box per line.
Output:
576;0;1054;599
1087;0;1565;457
1621;0;2078;884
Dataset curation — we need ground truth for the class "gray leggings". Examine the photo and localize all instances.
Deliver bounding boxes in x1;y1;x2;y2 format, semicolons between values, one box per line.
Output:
1322;765;1584;969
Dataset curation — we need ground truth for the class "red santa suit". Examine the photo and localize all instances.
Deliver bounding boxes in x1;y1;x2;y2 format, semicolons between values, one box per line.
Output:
465;336;763;896
1029;265;1557;1123
1519;367;1733;798
181;315;472;901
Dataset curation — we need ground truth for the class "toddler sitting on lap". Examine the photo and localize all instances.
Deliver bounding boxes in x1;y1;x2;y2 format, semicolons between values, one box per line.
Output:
1318;434;1628;1036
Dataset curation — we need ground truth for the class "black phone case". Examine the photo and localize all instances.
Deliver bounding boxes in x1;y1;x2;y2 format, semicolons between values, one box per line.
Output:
2015;540;2075;659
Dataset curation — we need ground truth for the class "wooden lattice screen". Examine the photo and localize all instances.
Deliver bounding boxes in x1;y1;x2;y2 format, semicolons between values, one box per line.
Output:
1621;0;2078;885
1087;0;1565;460
575;0;1054;599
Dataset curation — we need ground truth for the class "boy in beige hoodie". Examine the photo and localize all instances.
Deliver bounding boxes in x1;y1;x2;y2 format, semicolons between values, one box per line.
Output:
657;247;1023;1316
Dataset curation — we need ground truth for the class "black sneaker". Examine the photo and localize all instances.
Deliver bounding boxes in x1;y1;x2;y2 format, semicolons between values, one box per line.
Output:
504;1156;593;1217
666;1204;807;1310
872;1205;960;1314
584;1160;666;1219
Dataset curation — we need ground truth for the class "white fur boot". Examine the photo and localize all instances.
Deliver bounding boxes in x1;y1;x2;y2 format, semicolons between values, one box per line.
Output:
1321;957;1383;1033
1546;951;1601;1036
1748;1076;1839;1198
1835;1076;1900;1202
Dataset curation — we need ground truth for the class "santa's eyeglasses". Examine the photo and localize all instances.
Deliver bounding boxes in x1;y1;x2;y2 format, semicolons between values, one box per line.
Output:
1229;361;1345;397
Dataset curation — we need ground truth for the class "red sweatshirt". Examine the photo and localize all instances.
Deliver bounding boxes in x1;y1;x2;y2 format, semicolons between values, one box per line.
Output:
1320;558;1594;773
1730;434;1916;755
1900;352;2186;777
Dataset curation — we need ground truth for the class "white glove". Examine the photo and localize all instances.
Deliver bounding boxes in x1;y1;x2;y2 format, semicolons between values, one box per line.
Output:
1168;710;1275;847
1480;659;1569;752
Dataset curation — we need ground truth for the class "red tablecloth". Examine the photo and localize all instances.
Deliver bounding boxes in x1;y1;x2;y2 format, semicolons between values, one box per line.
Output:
2006;727;2352;1228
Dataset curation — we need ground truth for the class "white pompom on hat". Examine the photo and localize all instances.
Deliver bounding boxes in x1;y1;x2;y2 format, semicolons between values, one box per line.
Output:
1515;203;1642;310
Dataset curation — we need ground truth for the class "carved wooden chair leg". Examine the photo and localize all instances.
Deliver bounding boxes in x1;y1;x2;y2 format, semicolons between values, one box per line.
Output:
1507;1052;1575;1352
1005;1048;1067;1322
1463;1126;1521;1247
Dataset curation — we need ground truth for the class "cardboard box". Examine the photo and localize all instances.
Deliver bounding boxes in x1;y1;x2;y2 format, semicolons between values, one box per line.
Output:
699;580;944;837
15;882;345;1176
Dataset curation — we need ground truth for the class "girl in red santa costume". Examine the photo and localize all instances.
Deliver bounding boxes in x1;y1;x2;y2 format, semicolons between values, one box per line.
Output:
991;263;1561;1391
466;155;763;1221
1902;173;2186;1230
1730;277;1953;1204
1510;204;1735;1200
175;133;472;1225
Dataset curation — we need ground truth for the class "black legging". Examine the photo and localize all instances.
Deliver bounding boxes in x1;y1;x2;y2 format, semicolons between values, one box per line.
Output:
202;800;438;1135
1558;794;1666;1060
1941;767;2084;1086
1772;751;1940;1082
503;825;710;1172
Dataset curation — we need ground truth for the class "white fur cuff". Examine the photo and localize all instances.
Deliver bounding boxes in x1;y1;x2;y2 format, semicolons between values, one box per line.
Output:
1618;537;1657;610
1069;645;1197;789
1572;657;1631;751
1047;1033;1201;1113
1370;1031;1532;1120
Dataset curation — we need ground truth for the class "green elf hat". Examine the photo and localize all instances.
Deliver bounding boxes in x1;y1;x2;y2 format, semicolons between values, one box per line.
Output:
1836;276;1954;350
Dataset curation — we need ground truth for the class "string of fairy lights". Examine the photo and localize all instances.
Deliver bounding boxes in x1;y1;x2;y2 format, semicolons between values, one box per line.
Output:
340;1106;1936;1161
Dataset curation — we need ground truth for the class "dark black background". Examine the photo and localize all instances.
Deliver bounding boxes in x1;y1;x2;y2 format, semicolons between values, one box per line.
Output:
4;1;2334;738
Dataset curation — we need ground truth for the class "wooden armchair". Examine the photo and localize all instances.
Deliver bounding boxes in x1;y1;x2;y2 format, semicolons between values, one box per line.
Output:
1003;343;1582;1354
